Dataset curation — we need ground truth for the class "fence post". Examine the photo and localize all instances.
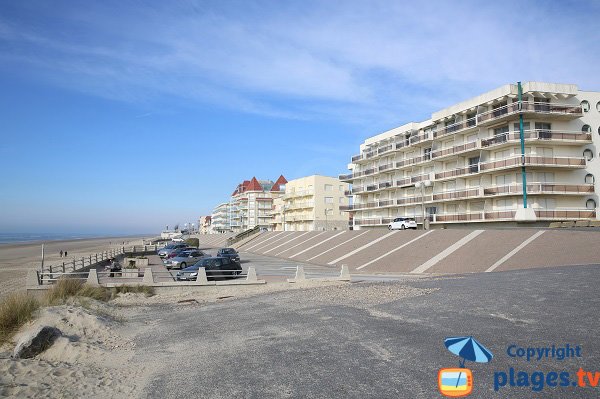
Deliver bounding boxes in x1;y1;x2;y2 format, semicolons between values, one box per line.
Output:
81;257;85;269
89;255;92;265
62;262;65;273
144;245;147;252
27;269;41;287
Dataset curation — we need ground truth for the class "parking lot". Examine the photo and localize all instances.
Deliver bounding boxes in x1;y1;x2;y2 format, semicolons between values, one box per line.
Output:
127;263;600;398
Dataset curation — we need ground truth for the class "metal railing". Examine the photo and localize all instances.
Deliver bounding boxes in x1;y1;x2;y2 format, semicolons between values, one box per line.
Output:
477;102;582;124
434;117;477;138
484;183;594;195
431;141;478;159
481;130;592;148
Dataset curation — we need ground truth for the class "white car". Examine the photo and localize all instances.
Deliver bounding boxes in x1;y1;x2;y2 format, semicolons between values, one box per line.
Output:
388;217;417;230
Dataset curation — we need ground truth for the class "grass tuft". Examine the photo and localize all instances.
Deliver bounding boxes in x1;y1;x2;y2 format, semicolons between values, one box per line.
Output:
0;293;40;346
44;278;85;305
112;285;155;297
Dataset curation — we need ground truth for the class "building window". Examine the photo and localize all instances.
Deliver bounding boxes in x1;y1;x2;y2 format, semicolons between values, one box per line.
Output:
586;199;596;209
581;100;590;112
325;197;334;204
585;174;595;184
325;209;334;216
324;184;333;191
582;124;592;133
584;149;594;161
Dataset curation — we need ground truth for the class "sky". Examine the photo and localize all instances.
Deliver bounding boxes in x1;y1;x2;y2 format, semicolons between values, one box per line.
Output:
0;0;599;235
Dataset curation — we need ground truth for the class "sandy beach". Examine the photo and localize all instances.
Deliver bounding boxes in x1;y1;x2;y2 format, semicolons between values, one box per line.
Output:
0;236;151;299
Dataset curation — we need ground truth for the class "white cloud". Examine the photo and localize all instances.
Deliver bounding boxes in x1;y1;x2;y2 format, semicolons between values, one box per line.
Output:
0;0;598;125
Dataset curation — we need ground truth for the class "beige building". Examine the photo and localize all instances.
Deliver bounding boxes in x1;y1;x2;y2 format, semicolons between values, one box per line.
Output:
230;175;287;232
341;82;600;229
272;175;350;231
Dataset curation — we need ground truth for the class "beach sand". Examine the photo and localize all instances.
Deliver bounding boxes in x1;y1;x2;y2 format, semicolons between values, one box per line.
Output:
0;236;150;299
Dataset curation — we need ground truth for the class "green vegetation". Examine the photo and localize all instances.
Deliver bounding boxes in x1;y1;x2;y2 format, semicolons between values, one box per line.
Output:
185;238;199;248
0;293;40;346
45;279;154;304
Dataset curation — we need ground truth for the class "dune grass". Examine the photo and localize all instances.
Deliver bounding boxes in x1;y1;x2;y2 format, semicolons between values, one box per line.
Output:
45;278;155;305
0;293;40;346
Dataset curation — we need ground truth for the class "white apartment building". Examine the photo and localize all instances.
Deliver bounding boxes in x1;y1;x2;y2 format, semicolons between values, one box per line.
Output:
272;175;350;231
341;82;600;229
229;175;287;232
210;203;231;233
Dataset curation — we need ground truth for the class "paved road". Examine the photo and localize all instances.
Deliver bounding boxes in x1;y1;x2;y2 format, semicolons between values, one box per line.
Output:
129;263;600;398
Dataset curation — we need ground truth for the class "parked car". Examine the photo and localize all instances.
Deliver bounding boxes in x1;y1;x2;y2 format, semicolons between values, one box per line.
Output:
388;217;417;230
216;248;240;264
165;246;195;259
164;249;207;270
176;257;242;281
157;243;189;258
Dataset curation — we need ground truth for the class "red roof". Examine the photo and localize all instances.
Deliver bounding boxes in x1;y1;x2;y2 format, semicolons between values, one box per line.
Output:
246;177;263;191
271;175;288;191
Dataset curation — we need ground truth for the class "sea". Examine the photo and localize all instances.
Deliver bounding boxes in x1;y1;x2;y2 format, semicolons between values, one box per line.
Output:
0;233;147;245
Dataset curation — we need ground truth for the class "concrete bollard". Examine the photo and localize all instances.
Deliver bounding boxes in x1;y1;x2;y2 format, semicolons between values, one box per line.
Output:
142;268;154;284
195;267;209;285
27;269;40;287
294;265;306;281
87;269;100;286
340;264;351;281
246;266;258;283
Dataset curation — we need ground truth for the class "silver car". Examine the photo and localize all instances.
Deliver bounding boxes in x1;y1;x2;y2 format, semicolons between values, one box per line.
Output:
164;249;207;270
157;243;188;258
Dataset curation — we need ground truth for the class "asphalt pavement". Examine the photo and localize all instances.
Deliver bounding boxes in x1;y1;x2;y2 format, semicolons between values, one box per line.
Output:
127;263;600;398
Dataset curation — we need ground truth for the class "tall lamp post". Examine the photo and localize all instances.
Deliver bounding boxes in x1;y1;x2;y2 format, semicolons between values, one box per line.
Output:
415;180;432;230
283;205;289;231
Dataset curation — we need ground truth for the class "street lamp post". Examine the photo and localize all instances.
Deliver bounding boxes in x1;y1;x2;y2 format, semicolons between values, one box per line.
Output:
415;180;432;230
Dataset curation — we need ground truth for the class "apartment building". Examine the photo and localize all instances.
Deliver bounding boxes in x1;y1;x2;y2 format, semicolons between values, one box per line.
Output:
341;82;600;229
229;175;287;232
272;175;350;231
210;203;230;233
198;216;212;234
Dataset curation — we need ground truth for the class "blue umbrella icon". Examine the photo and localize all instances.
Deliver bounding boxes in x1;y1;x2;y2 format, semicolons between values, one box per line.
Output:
444;336;493;388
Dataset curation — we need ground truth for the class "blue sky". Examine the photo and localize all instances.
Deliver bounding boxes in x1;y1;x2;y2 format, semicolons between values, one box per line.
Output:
0;0;598;234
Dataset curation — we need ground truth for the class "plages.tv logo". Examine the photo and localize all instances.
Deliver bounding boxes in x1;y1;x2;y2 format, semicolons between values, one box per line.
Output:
438;336;494;397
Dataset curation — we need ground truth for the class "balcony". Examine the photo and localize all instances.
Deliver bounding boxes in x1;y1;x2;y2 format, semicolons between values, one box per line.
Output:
430;141;478;160
284;189;315;199
396;153;431;168
378;181;393;189
479;156;586;172
477;102;582;126
535;209;596;219
339;167;376;182
351;154;362;162
377;144;394;155
341;199;396;211
409;131;434;145
434;117;477;139
435;165;480;180
397;173;431;187
481;130;592;148
353;217;394;226
286;201;315;210
378;163;394;172
433;188;481;201
484;183;594;196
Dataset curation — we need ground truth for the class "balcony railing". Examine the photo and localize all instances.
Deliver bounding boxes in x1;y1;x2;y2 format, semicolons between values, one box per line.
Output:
378;163;394;172
351;154;362;162
435;165;480;180
434;117;477;138
409;131;434;145
433;188;480;201
481;130;592;148
535;209;596;219
353;217;394;226
396;153;431;168
378;181;393;189
480;156;585;171
378;144;394;155
339;167;376;181
284;189;315;199
341;199;396;211
431;141;478;159
477;102;582;124
435;212;484;222
484;183;594;196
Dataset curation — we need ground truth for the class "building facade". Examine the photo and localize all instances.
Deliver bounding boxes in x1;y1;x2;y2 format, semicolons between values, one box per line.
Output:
272;175;350;231
341;82;600;229
210;203;231;233
229;175;287;232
